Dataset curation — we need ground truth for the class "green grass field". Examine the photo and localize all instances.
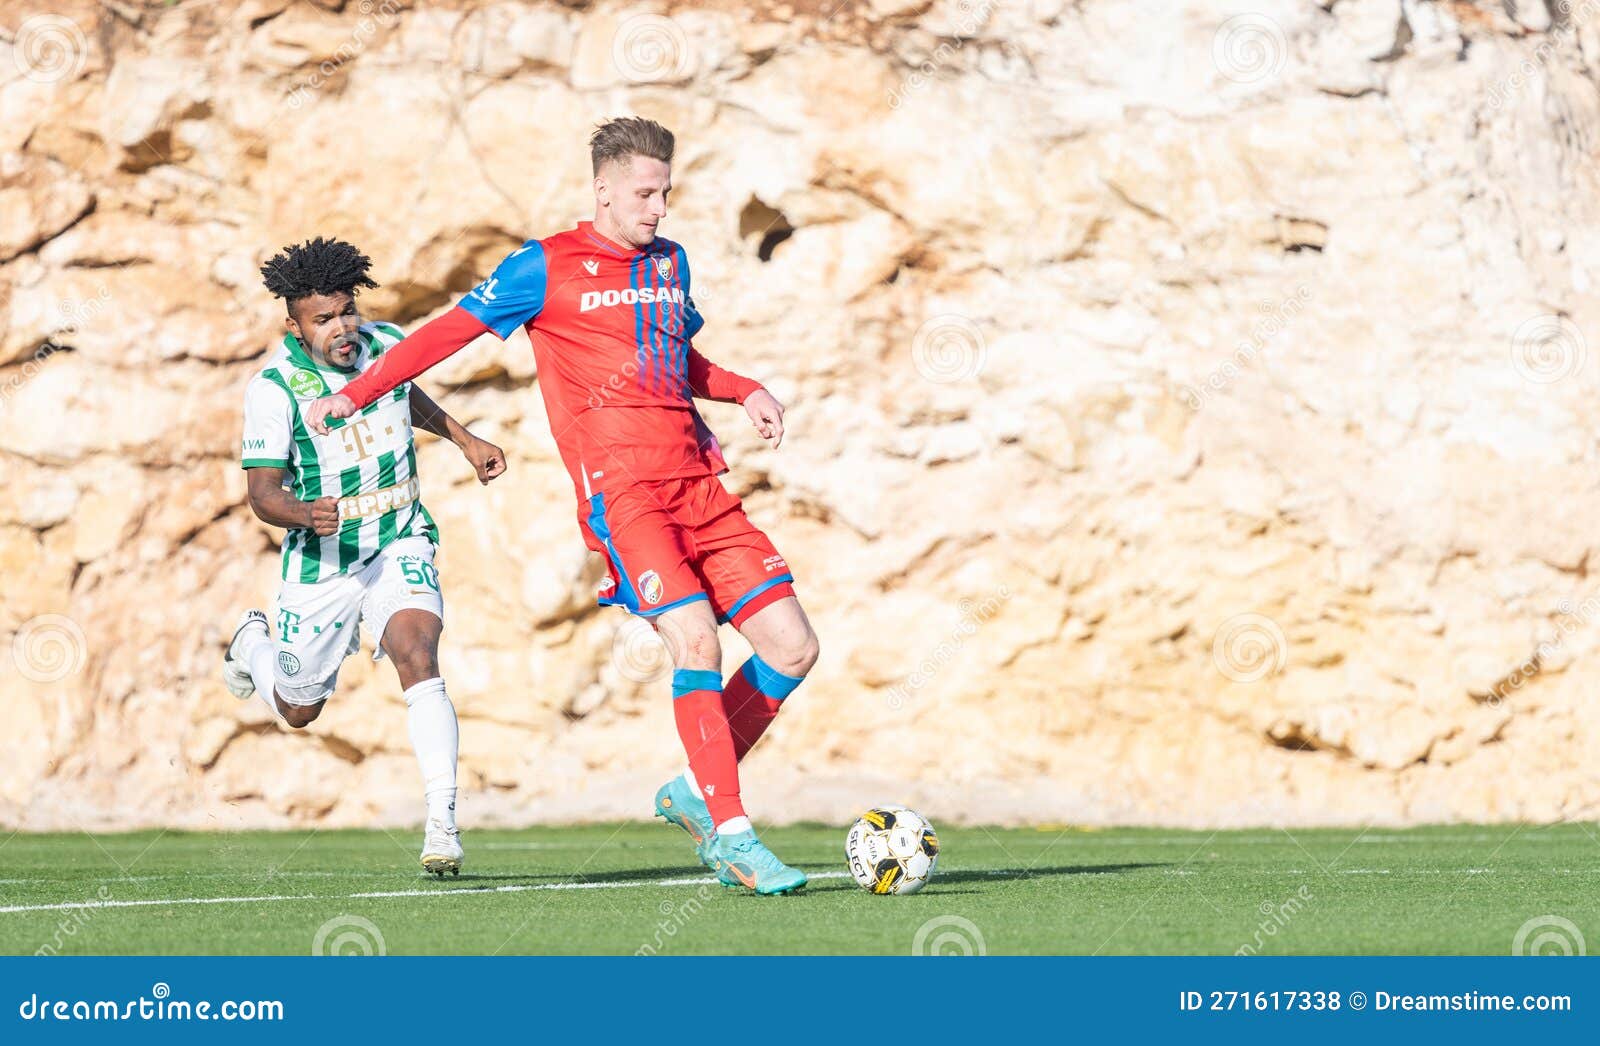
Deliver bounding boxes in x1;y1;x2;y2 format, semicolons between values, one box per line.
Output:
1;823;1595;955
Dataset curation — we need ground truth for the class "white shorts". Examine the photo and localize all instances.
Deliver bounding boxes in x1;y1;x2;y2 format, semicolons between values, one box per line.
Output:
270;536;444;706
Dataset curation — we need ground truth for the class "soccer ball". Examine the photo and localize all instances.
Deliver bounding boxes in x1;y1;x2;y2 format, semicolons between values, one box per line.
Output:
845;806;939;895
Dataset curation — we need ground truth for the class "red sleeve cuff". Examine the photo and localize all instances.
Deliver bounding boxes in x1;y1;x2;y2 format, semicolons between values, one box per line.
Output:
729;375;763;404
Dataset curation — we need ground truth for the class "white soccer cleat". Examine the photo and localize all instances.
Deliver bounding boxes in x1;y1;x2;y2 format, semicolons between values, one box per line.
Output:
420;819;463;877
222;609;269;699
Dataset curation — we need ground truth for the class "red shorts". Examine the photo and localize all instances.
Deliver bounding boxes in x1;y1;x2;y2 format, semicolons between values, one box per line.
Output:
579;474;795;627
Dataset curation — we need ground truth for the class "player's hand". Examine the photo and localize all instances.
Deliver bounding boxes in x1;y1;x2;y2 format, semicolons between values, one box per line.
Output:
744;388;785;449
306;393;356;435
306;496;340;536
460;434;507;484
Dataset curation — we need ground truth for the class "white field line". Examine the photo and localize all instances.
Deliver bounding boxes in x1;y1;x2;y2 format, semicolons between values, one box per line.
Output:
477;842;684;850
1034;833;1534;845
4;862;1598;916
6;831;1580;857
486;835;1496;847
4;862;1593;916
0;871;856;915
0;871;362;885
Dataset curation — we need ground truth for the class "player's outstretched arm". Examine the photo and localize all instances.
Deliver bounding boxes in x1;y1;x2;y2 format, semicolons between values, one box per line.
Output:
409;385;507;484
686;346;761;403
306;307;494;434
245;466;339;535
686;346;785;448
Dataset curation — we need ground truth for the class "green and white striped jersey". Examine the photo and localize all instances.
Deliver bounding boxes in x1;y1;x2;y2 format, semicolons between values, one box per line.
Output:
240;321;438;584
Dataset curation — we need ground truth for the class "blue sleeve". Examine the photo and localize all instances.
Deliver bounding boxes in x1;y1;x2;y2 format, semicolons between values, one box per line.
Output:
677;243;705;340
458;241;547;339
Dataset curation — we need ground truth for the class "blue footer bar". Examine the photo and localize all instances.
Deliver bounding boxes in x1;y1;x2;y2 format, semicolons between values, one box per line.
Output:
2;957;1594;1042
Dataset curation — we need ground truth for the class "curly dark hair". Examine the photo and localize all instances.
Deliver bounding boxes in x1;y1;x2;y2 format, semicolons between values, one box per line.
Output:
259;236;378;310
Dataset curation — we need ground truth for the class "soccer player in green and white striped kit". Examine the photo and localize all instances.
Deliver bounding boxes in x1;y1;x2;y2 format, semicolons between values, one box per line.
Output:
222;237;506;876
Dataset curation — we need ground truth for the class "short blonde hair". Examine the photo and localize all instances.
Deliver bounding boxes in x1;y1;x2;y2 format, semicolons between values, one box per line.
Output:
590;117;675;176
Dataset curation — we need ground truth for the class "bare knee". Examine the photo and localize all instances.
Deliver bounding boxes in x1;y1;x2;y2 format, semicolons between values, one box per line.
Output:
653;602;724;672
670;622;722;671
762;626;819;679
391;650;441;691
682;627;721;671
277;697;325;729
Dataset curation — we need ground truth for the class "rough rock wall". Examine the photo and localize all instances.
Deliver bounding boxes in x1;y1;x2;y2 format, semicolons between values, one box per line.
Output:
3;0;1600;830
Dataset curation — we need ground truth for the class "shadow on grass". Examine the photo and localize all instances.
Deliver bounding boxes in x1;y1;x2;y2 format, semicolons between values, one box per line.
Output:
936;862;1167;884
413;862;1168;894
416;865;718;888
798;862;1170;894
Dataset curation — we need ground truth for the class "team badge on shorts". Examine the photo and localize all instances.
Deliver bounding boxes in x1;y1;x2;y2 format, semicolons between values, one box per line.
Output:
638;570;664;605
278;651;302;676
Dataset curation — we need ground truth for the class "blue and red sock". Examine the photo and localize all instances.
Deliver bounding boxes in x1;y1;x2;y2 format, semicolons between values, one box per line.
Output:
671;668;744;825
722;654;805;761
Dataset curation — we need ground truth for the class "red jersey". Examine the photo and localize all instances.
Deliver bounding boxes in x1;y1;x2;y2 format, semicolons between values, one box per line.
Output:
337;221;761;498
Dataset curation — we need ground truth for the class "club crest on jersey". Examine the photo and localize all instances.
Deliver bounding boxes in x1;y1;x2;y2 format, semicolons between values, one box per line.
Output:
277;651;301;676
638;570;664;605
288;369;324;398
655;255;672;279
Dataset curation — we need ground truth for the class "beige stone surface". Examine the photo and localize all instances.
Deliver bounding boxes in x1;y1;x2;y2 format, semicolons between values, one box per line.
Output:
2;0;1599;831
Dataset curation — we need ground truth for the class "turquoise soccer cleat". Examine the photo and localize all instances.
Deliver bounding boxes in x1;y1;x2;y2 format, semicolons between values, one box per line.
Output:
654;776;716;869
703;829;808;896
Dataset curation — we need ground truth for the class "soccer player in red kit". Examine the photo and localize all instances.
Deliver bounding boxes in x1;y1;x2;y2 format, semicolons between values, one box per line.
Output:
306;118;816;894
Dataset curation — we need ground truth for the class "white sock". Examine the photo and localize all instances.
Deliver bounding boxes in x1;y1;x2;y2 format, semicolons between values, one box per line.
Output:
404;677;458;828
681;765;699;794
240;628;286;724
716;816;752;836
